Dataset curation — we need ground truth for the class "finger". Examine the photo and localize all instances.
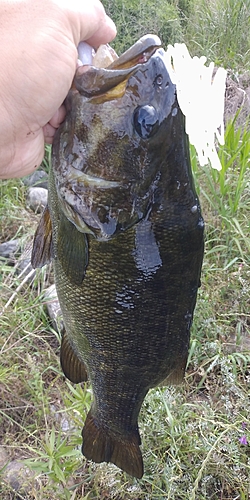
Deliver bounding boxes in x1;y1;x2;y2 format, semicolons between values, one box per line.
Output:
49;105;66;128
43;104;66;144
43;123;56;144
86;15;116;49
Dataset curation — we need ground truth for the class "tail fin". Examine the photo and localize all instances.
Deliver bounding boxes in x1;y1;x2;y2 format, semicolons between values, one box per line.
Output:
82;410;143;479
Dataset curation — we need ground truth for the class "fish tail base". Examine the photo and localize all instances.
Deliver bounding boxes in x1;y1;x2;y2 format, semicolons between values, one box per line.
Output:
82;410;143;479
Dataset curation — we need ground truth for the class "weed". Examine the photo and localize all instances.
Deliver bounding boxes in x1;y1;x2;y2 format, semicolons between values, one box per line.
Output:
186;0;250;70
1;3;250;497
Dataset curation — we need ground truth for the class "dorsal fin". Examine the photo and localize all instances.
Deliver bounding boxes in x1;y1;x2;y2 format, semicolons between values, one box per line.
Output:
31;205;53;268
60;329;88;384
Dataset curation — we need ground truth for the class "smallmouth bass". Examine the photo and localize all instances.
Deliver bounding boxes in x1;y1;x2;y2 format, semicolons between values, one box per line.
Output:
32;35;204;479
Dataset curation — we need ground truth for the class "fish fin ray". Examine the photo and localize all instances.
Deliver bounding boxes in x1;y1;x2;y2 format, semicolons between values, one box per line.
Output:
159;359;187;386
82;410;143;479
31;205;53;268
57;212;88;286
60;328;88;383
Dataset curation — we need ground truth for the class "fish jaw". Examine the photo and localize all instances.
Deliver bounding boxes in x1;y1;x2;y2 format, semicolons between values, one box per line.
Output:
74;34;162;98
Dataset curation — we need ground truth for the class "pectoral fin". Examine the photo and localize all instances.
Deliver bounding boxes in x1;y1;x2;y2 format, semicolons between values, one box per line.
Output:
31;205;53;268
57;211;88;286
60;328;88;383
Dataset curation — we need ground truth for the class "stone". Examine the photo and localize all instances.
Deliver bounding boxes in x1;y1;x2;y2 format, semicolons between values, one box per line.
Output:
26;187;48;214
0;239;21;262
50;404;73;432
22;169;48;189
2;459;37;493
44;284;63;332
15;245;35;282
0;446;9;470
224;74;250;128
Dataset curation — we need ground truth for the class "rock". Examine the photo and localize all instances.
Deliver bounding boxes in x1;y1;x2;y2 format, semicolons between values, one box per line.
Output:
2;459;37;494
50;404;73;432
44;284;63;332
93;43;118;68
0;446;9;470
0;239;21;262
14;244;36;282
4;460;24;491
224;75;250;128
26;187;48;213
238;72;250;89
22;169;48;189
16;254;34;280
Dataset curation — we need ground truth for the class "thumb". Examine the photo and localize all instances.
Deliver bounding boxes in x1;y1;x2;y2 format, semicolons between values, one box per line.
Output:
85;14;117;49
67;1;116;49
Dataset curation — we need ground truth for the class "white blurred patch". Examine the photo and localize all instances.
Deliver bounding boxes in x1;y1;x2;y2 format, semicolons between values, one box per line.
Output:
77;41;94;66
165;43;227;170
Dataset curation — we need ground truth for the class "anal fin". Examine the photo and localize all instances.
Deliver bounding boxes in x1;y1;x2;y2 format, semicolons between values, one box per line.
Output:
82;410;143;479
60;329;88;384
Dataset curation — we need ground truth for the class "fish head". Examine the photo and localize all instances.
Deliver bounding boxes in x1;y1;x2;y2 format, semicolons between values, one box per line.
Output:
52;35;181;240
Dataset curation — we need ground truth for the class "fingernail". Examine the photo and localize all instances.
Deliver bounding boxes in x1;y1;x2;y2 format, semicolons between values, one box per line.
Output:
78;42;94;65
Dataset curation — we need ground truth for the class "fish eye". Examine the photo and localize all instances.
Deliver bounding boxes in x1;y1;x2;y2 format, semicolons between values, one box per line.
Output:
133;105;159;139
155;75;163;86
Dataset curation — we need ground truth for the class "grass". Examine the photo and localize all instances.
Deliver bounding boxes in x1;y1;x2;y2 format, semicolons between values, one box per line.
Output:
1;1;250;496
102;0;184;54
103;0;250;72
0;121;249;499
186;0;250;70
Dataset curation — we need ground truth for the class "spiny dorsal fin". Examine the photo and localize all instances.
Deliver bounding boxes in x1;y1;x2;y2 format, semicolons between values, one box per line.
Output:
82;410;143;479
60;329;88;384
57;211;88;286
31;205;53;268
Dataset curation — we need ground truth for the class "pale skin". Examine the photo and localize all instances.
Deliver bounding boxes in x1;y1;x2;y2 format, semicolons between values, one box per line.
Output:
0;0;116;179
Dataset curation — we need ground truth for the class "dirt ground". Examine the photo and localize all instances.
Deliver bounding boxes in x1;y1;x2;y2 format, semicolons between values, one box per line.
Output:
224;71;250;126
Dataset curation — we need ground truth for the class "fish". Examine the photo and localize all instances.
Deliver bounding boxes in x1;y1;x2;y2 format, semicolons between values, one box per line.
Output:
31;34;204;479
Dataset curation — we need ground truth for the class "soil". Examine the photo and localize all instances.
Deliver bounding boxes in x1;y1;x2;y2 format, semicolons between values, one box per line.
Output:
224;71;250;127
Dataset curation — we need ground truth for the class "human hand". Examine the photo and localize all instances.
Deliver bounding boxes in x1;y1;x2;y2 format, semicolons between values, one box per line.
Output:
0;0;116;179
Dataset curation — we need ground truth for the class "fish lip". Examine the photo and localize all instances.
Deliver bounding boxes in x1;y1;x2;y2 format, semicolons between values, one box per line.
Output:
107;34;162;70
74;34;162;98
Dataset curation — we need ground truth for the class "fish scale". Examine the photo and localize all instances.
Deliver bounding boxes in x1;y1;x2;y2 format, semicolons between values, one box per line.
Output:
32;35;204;479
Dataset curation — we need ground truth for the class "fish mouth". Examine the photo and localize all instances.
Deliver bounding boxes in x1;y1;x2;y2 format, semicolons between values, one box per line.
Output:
74;34;162;99
107;34;161;70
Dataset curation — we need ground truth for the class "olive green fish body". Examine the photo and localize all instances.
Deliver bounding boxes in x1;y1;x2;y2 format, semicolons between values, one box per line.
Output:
32;36;204;479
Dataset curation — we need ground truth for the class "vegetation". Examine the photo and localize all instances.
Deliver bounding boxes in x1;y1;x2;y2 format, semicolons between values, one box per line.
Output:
185;0;250;70
102;0;184;53
1;1;250;498
103;0;250;71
